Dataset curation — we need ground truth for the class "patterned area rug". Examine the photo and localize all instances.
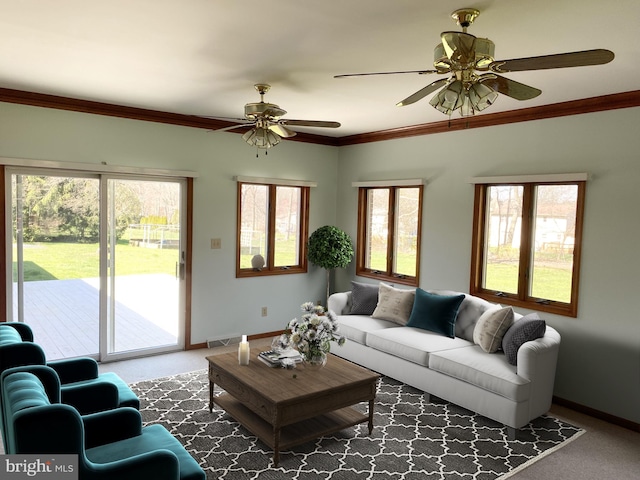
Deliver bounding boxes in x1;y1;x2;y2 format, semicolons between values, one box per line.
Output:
131;370;584;480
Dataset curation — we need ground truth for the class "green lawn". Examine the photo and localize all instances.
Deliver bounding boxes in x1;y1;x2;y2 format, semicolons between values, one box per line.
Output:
22;241;571;303
485;263;572;303
239;233;299;268
369;250;572;303
13;241;178;281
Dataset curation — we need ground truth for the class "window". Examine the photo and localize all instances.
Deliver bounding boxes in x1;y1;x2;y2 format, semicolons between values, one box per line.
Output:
470;177;585;317
236;179;310;277
356;183;423;286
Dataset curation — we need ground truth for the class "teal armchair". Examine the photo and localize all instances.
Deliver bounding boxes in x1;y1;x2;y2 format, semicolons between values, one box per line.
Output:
0;365;121;452
2;369;205;480
0;323;139;409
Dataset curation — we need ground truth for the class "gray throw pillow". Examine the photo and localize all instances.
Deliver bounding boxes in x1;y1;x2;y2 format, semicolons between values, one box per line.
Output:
349;281;379;315
371;283;415;325
502;313;547;365
473;306;514;353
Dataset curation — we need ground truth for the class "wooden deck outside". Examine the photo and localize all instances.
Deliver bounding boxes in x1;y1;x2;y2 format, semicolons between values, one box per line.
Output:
11;274;179;360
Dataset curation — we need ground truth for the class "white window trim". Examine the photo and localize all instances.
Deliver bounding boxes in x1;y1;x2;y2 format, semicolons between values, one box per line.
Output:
469;173;588;184
352;178;425;187
1;156;198;178
234;175;316;187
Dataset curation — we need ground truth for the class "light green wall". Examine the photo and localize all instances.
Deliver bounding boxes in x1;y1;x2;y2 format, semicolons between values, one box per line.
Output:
0;102;339;343
334;108;640;424
1;101;638;424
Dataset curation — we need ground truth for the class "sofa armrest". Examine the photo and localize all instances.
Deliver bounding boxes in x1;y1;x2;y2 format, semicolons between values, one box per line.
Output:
328;291;352;315
92;449;180;480
82;407;143;449
516;326;561;417
61;381;120;415
516;326;561;380
48;357;99;383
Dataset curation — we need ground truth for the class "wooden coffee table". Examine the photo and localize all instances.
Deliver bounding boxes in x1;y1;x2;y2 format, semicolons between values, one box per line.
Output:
206;349;379;466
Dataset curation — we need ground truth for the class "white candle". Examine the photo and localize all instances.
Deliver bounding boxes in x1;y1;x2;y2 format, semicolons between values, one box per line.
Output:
238;335;250;365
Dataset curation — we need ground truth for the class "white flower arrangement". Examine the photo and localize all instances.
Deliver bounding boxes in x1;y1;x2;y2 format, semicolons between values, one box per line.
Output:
275;302;346;362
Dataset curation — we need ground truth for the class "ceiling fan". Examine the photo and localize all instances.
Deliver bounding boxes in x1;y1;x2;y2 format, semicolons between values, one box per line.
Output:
335;8;615;117
219;84;340;152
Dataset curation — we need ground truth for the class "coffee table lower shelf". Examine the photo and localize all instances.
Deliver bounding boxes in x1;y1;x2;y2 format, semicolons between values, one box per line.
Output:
214;393;369;462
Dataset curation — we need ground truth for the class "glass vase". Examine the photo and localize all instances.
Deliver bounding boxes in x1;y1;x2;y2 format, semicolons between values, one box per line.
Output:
303;352;327;370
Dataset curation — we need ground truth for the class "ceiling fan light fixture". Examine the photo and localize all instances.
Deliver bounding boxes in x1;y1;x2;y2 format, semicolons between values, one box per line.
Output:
468;82;498;111
429;80;464;115
459;94;475;117
242;127;281;149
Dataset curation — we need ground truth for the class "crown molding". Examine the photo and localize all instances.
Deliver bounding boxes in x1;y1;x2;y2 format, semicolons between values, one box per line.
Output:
0;87;339;147
336;90;640;146
2;87;639;147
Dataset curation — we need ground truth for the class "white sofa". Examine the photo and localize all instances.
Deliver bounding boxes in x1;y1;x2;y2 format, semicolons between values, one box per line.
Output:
328;288;561;438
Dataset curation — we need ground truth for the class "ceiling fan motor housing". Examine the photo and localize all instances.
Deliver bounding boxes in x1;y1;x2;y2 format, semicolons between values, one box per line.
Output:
433;37;495;72
244;102;286;120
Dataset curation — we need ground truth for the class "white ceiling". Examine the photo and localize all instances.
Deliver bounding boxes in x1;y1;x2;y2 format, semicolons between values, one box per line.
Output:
1;0;637;137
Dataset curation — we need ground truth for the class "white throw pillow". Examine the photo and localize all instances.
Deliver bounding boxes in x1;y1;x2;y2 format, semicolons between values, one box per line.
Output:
473;306;514;353
371;283;415;325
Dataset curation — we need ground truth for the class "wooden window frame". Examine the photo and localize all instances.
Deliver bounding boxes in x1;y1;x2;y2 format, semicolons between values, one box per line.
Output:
356;185;423;287
236;181;309;278
470;181;585;317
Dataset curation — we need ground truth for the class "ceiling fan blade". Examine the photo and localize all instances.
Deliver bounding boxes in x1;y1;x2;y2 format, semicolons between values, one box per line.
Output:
282;119;341;128
441;31;476;68
269;124;297;138
489;49;614;73
214;122;254;132
334;69;438;78
479;74;542;100
396;78;450;106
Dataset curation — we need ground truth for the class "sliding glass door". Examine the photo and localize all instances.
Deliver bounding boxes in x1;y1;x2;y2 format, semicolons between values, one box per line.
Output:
8;168;186;361
12;173;101;359
103;177;184;359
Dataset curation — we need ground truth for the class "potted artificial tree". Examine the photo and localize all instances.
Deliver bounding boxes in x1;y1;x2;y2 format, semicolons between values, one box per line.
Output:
307;225;354;305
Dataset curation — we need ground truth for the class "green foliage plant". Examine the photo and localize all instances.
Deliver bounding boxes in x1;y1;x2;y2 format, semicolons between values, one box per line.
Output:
307;226;354;305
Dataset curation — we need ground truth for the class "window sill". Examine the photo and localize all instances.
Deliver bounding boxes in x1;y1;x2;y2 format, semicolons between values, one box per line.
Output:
471;290;577;318
236;266;307;278
356;269;418;287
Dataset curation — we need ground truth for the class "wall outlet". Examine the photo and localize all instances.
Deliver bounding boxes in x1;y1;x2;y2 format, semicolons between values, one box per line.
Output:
210;238;221;249
261;306;268;317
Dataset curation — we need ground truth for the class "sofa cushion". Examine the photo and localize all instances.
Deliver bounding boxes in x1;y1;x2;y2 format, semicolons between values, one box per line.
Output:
429;346;531;402
502;313;547;365
407;289;465;338
365;327;473;367
334;315;400;345
371;283;415;325
458;296;500;341
473;306;514;353
349;281;379;315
